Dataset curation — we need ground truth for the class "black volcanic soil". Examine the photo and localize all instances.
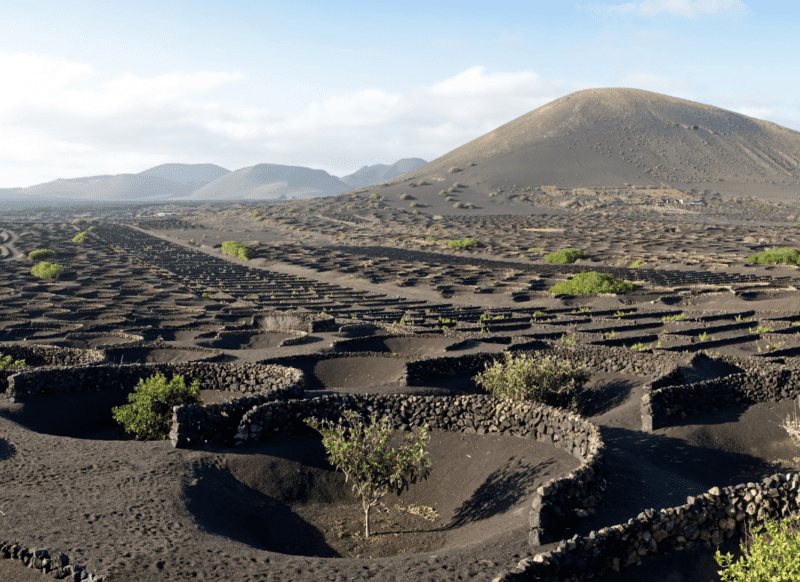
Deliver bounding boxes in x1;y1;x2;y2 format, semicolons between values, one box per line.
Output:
3;179;800;581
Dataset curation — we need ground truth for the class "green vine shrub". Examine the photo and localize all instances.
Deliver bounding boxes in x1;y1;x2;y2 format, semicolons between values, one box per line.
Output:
746;247;800;265
714;509;800;581
112;373;202;440
221;240;252;261
72;231;87;243
27;249;54;260
445;238;477;249
30;262;64;278
305;410;431;538
544;248;589;264
0;354;26;371
475;352;588;408
549;271;634;295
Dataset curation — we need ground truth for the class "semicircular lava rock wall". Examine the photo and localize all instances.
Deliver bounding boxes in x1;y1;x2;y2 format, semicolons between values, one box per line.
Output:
234;392;608;549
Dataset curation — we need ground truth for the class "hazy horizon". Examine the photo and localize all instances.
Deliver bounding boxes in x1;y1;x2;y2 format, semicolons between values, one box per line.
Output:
1;0;798;189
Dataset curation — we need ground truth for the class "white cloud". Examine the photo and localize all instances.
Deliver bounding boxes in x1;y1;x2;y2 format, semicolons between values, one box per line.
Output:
0;55;587;186
575;0;752;20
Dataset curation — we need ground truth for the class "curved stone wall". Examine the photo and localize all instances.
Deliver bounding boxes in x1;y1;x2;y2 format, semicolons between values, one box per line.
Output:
0;541;103;581
499;472;800;581
4;361;301;403
234;392;607;547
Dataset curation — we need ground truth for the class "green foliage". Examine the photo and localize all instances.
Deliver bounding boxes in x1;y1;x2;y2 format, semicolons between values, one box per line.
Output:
370;193;378;199
452;202;462;208
400;193;409;200
111;373;202;440
528;247;544;252
631;342;649;352
746;247;800;265
438;191;446;196
72;231;87;243
30;262;64;278
202;293;211;298
544;248;589;264
221;240;251;261
630;260;645;268
715;511;800;581
430;225;445;230
663;313;687;321
253;209;259;217
736;314;754;322
412;209;420;215
0;354;26;371
409;202;417;207
445;238;477;249
475;352;588;405
424;236;436;242
305;410;431;538
549;272;634;295
27;249;54;260
750;326;773;334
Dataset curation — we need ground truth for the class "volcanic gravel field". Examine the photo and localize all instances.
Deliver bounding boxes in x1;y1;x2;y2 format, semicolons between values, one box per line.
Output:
4;188;800;582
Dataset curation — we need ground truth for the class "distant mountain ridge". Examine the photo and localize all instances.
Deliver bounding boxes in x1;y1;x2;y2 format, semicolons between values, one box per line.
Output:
338;158;428;188
0;159;423;202
186;163;351;201
138;163;230;190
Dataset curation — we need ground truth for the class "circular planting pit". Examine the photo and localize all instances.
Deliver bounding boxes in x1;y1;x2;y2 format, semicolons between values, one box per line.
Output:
38;335;141;350
200;331;299;351
184;430;581;558
103;346;222;365
333;336;458;356
284;356;408;390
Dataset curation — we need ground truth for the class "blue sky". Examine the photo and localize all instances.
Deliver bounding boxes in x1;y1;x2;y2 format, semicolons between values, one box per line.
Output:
1;0;798;187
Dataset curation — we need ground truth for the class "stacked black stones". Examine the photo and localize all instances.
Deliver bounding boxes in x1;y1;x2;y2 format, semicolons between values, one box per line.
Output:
234;392;607;549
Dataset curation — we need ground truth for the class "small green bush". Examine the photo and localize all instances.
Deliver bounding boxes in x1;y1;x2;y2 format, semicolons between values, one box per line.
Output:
72;231;87;243
545;248;589;264
663;313;687;321
400;193;409;200
0;354;26;371
715;510;800;581
221;241;251;261
453;202;462;208
30;262;64;278
446;238;477;249
630;260;645;268
112;373;202;440
409;202;417;207
370;193;378;199
549;272;634;295
475;352;588;406
746;247;800;265
27;249;54;260
413;210;420;215
253;209;259;217
438;191;446;196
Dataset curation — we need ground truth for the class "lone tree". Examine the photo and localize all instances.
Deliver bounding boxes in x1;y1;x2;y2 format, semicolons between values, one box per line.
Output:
305;410;431;538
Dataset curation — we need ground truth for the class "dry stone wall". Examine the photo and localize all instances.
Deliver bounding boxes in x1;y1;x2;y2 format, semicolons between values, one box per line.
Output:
234;392;607;547
0;540;103;581
499;472;800;582
643;368;800;431
4;361;300;403
0;343;104;368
